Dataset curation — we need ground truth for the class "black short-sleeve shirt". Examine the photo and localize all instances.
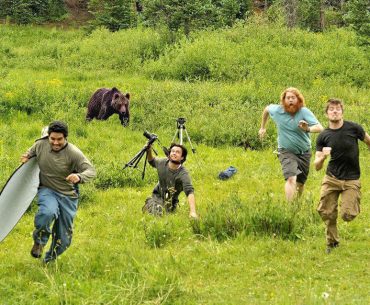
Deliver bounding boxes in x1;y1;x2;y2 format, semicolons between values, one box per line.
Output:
316;121;365;180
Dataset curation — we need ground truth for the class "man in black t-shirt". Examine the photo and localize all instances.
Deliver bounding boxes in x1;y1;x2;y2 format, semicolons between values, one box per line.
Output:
314;99;370;253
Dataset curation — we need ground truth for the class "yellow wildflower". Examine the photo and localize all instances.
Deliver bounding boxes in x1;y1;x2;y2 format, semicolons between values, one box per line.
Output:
5;92;14;99
46;78;63;87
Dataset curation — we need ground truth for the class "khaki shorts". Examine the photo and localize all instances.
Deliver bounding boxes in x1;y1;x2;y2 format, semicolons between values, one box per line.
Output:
277;149;311;184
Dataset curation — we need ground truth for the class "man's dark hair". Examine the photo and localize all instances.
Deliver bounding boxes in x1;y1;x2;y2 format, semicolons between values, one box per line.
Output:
325;98;344;113
169;143;188;163
48;121;68;137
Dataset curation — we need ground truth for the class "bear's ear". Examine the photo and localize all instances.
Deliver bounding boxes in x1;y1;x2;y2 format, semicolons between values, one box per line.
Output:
125;93;130;99
111;87;118;92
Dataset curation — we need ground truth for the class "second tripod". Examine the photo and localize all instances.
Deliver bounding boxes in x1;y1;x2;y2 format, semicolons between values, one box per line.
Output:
171;118;196;153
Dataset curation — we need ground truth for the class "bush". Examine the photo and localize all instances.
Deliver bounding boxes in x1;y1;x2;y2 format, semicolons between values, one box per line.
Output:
344;0;370;45
64;27;169;71
143;23;369;87
143;217;174;248
0;24;368;149
0;0;66;24
140;0;253;36
192;194;319;241
88;0;137;32
198;194;249;241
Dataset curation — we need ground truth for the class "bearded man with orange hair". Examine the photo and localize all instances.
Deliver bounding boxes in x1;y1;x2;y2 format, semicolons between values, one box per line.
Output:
259;87;323;201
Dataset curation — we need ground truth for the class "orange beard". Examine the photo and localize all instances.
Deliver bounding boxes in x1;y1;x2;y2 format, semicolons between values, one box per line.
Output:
283;101;301;114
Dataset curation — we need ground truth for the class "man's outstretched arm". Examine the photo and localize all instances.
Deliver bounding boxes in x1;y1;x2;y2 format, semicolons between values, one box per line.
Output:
187;193;198;219
363;132;370;150
258;106;270;139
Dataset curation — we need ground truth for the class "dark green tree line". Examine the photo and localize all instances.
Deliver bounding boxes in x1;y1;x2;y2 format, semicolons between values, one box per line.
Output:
0;0;368;45
0;0;66;24
88;0;136;31
86;0;253;35
343;0;370;45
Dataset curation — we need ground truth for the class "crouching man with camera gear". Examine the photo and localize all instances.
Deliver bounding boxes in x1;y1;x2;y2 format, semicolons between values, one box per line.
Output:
21;121;96;263
143;143;198;218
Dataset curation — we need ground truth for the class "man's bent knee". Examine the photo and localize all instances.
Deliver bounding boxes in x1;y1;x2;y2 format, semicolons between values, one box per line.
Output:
317;209;336;222
341;212;357;222
35;209;55;224
286;176;296;183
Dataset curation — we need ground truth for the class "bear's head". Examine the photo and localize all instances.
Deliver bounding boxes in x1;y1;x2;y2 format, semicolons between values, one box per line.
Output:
111;87;130;115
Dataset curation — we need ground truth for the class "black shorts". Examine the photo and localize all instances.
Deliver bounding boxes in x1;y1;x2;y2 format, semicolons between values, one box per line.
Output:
277;149;311;184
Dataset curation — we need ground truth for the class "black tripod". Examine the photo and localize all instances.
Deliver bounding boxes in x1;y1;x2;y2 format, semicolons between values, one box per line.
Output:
123;131;160;179
171;118;196;153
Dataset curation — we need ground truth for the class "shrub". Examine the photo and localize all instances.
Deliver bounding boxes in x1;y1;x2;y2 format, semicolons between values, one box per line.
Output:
0;25;368;149
192;194;320;241
143;217;174;248
0;0;66;24
343;0;370;45
88;0;137;32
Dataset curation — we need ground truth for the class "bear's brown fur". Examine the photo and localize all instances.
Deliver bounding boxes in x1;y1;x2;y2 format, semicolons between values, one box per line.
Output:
86;87;130;126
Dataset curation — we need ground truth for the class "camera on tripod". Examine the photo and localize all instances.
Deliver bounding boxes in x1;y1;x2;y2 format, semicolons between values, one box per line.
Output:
172;117;196;153
123;117;196;179
177;117;186;126
123;130;163;179
143;130;158;145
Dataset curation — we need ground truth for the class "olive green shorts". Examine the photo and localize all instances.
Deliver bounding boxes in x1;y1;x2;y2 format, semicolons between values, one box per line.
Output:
277;149;311;184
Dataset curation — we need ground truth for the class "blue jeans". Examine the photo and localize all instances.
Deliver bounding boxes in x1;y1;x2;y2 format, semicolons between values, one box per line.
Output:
33;187;78;262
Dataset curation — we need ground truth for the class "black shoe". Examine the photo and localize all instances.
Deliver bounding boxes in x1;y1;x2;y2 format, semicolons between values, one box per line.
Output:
30;243;44;258
326;242;339;254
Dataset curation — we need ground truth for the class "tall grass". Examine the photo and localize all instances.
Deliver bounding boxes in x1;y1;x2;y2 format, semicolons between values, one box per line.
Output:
191;193;321;241
143;24;369;87
0;23;370;304
1;22;369;149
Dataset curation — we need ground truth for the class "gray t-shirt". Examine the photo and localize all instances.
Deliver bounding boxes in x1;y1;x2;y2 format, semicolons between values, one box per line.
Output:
27;138;96;197
149;158;194;205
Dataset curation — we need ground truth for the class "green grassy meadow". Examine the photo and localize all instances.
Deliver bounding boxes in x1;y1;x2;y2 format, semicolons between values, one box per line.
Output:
0;22;369;304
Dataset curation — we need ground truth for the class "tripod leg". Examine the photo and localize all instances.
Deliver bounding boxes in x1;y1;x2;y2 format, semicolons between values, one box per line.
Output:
142;152;148;180
132;150;147;168
123;147;147;169
171;129;179;144
179;128;183;145
184;128;196;153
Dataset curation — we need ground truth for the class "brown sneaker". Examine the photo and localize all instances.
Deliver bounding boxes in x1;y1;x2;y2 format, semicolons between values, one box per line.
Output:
30;243;44;258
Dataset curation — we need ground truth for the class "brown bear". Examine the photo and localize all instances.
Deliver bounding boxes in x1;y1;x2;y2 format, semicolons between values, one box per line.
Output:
86;87;130;126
